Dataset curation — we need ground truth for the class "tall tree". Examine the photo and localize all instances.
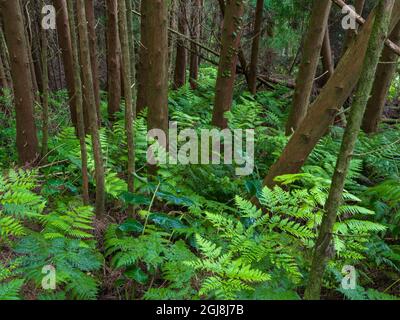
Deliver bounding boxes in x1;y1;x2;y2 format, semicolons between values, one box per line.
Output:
40;4;50;160
76;0;105;216
286;0;332;135
84;0;101;124
259;3;400;190
362;21;400;133
305;0;394;300
212;0;245;129
189;0;202;89
106;0;122;121
173;0;188;89
0;0;39;164
67;0;90;205
53;0;77;127
119;0;136;213
140;0;169;134
248;0;264;95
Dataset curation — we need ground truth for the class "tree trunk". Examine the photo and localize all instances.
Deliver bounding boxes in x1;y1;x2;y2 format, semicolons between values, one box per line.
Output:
119;0;136;214
0;26;11;89
212;0;245;129
0;0;39;165
320;27;334;86
173;0;187;89
106;0;121;122
141;0;169;135
261;3;400;190
41;5;49;160
362;21;400;133
248;0;264;95
189;0;201;89
304;0;394;300
53;0;78;127
67;0;90;205
126;0;136;100
136;1;149;115
84;0;101;124
342;0;366;56
286;0;332;135
76;0;105;216
0;47;7;90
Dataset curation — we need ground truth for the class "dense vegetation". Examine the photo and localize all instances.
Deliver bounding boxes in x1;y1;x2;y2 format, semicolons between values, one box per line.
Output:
0;0;399;301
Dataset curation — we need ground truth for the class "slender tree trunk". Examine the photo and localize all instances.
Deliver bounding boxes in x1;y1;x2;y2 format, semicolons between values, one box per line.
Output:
320;28;334;86
212;0;245;129
304;0;394;300
126;0;136;99
106;0;121;122
286;0;332;135
67;0;90;205
362;21;400;133
76;0;105;216
321;27;348;126
141;0;169;135
119;0;136;215
173;0;187;89
248;0;264;95
189;0;201;89
136;1;149;115
0;48;7;90
0;0;39;165
84;0;101;124
259;3;400;190
41;5;49;160
0;25;11;89
53;0;78;127
342;0;366;56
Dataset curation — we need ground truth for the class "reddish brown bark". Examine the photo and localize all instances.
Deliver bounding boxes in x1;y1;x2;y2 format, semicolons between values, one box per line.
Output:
1;0;39;164
84;0;101;124
248;0;264;95
53;0;78;127
362;21;400;133
189;0;201;89
286;0;332;135
142;0;169;134
106;0;121;121
262;4;400;189
212;0;245;129
173;0;187;89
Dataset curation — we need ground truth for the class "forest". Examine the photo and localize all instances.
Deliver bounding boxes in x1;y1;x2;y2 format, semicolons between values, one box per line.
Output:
0;0;399;302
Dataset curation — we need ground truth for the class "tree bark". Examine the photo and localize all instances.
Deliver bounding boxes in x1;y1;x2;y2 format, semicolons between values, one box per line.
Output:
76;0;105;216
189;0;201;89
67;0;90;205
362;20;400;133
286;0;332;135
248;0;264;95
41;6;49;160
0;0;39;165
342;0;366;56
173;0;187;89
304;0;394;300
0;46;7;90
141;0;169;135
261;2;400;190
119;0;136;214
136;1;149;115
53;0;78;127
212;0;245;129
320;27;334;86
84;0;101;124
106;0;121;122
